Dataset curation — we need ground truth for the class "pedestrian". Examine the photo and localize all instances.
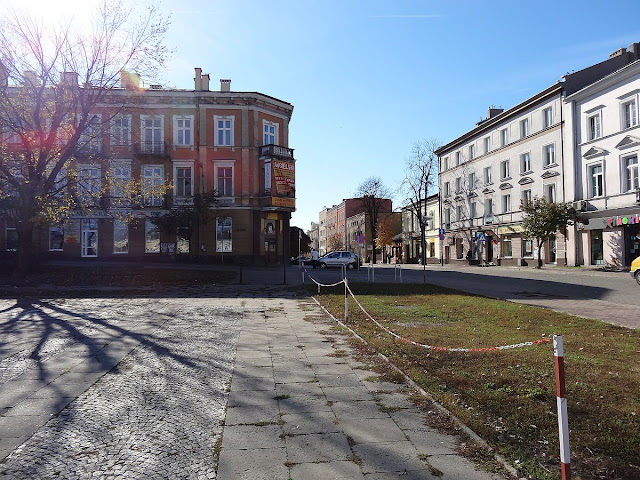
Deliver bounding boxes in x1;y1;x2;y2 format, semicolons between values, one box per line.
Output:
311;249;319;269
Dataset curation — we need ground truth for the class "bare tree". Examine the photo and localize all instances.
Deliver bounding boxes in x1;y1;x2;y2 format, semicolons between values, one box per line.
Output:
401;139;439;269
0;1;170;276
355;176;392;264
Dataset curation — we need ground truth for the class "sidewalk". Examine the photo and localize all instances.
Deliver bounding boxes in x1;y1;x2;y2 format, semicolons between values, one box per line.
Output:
217;293;502;480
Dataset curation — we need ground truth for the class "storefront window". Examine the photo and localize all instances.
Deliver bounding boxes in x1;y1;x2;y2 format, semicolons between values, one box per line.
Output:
591;229;604;265
523;239;533;257
177;227;190;254
216;217;232;252
49;225;64;251
145;218;160;253
502;235;512;257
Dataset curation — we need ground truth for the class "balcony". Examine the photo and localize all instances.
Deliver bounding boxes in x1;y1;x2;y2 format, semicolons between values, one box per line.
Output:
134;141;167;155
260;144;294;160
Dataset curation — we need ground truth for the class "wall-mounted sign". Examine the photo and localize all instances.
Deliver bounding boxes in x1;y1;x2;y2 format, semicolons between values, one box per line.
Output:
271;196;295;208
273;160;295;194
606;214;640;228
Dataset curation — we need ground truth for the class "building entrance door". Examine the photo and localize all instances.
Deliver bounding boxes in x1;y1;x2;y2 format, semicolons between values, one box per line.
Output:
81;219;98;257
486;236;494;263
548;238;557;264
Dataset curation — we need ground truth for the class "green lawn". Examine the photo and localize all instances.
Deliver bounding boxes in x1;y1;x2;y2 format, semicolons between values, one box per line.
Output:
311;282;640;480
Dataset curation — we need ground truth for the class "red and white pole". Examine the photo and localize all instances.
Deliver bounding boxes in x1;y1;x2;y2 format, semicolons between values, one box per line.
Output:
344;278;348;323
554;335;571;480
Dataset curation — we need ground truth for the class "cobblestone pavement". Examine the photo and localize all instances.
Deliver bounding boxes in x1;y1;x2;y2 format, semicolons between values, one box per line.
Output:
0;293;245;479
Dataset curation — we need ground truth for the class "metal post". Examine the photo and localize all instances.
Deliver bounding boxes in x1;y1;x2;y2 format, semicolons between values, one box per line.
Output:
554;335;571;480
344;278;348;323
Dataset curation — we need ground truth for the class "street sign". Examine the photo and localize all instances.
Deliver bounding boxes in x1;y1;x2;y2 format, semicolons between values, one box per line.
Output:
356;234;365;244
478;233;486;242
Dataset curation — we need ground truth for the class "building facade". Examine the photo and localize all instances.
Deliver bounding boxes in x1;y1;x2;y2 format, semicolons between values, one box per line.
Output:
1;68;296;265
564;60;640;267
401;194;441;264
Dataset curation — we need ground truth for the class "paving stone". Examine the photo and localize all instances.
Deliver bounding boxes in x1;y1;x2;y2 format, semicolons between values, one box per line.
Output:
316;373;363;387
217;446;288;479
352;441;427;474
221;424;284;449
427;453;498;480
223;404;281;426
285;432;351;463
341;417;408;444
322;385;374;402
289;460;366;480
330;400;389;420
281;411;341;435
278;395;333;414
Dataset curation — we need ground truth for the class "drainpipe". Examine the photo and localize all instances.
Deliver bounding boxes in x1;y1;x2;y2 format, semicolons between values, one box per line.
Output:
560;93;568;266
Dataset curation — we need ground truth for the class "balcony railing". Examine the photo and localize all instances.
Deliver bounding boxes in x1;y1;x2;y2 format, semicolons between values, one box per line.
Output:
260;144;294;160
134;141;167;155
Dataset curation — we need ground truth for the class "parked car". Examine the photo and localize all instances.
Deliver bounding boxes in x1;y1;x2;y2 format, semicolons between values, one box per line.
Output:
318;251;360;269
630;255;640;285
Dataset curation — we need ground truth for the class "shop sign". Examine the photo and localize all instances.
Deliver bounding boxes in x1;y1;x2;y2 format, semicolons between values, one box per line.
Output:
606;214;640;228
497;224;524;234
273;160;295;193
271;196;295;208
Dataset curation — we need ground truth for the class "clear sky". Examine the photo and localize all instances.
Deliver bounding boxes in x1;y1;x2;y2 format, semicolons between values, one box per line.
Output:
9;0;640;231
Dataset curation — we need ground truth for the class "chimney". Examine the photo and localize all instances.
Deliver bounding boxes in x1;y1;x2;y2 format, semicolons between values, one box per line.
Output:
202;74;210;91
609;47;627;59
488;106;504;119
629;42;640;60
194;67;202;90
120;70;140;89
61;71;78;87
220;79;231;92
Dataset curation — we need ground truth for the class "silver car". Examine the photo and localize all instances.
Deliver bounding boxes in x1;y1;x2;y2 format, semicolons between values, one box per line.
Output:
318;251;360;269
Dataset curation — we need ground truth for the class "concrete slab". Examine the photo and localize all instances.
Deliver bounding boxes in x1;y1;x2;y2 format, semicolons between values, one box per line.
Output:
289;460;366;480
285;432;351;463
223;404;281;426
278;395;333;414
217;447;288;480
330;400;389;420
221;424;284;450
340;417;407;444
281;411;341;435
322;385;374;402
352;441;427;474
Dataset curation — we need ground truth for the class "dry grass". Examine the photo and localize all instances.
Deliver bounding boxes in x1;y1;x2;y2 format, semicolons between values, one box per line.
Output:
310;282;640;480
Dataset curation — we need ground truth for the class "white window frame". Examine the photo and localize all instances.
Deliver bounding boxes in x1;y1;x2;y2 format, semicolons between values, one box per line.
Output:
484;166;492;184
455;176;462;193
216;216;233;252
455;205;463;222
214;115;234;147
444;181;450;197
468;171;476;190
79;114;102;152
502;235;513;258
623;154;639;192
543;143;556;167
442;157;449;171
173;115;194;147
142;164;165;207
213;160;235;197
621;98;638;130
469;144;475;160
111;160;132;199
484;198;493;215
587;113;602;141
521;189;532;207
589;163;604;198
455;151;461;166
484;136;491;154
544;183;556;203
111;114;131;146
77;164;101;205
263;120;279;145
500;128;508;147
522;238;534;258
543;107;553;128
520;152;531;174
173;160;195;198
140;115;164;153
502;193;511;213
500;159;510;180
520;118;529;138
469;201;477;219
113;219;129;254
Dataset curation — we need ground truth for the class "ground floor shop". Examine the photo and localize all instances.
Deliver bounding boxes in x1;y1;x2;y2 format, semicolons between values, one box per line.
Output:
402;234;440;264
1;209;292;266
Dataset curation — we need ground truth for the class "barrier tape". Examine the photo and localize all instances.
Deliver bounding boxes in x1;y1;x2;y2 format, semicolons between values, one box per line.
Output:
343;283;552;353
303;264;348;288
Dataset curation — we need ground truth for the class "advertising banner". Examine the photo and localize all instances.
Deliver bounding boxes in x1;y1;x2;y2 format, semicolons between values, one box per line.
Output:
273;161;295;193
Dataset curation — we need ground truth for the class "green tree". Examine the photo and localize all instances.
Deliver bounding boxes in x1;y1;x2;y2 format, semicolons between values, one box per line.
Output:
355;176;392;263
289;226;311;258
0;1;170;277
521;197;572;268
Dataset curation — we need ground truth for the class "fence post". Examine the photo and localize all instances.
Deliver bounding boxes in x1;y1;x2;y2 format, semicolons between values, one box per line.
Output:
344;278;348;323
554;335;571;480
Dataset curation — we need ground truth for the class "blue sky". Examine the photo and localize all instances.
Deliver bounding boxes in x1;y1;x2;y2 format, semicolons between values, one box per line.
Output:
15;0;640;230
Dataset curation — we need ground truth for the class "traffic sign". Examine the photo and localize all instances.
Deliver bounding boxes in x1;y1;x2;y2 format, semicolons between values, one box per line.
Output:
356;234;365;244
477;233;486;242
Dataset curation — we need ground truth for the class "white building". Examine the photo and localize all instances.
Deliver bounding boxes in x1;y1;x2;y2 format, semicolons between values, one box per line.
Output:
564;59;640;267
401;194;441;264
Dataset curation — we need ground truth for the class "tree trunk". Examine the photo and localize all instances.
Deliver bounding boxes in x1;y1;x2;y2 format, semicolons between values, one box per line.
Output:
537;242;544;269
14;221;35;281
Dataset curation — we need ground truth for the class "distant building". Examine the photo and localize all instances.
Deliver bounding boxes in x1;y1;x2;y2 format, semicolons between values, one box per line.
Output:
401;194;440;264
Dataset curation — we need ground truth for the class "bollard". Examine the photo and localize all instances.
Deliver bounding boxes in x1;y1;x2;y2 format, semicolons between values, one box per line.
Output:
554;335;571;480
344;278;348;323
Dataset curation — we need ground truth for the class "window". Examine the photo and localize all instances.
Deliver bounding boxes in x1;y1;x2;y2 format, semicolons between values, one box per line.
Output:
173;116;193;146
484;198;493;215
521;189;532;207
173;162;193;197
444;208;451;227
469;144;475;160
215;162;234;196
468;172;476;190
590;164;604;198
214;116;234;147
455;176;462;193
145;218;160;253
500;159;510;179
216;217;233;252
544;183;556;203
142;165;164;206
5;225;17;251
500;128;508;146
455;151;461;166
523;239;534;257
49;225;64;251
111;114;131;146
456;205;463;222
444;181;450;197
79;115;102;153
520;152;531;173
502;193;511;213
263;120;279;145
484;166;493;184
77;165;101;205
484;136;491;154
543;107;553;128
624;155;639;192
111;161;131;200
543;144;555;167
113;220;129;253
520;118;529;138
588;113;602;140
470;201;477;218
622;99;638;129
502;235;512;257
442;157;449;171
140;115;164;153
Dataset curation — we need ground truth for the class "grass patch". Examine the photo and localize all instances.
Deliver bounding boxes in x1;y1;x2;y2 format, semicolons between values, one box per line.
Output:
310;282;640;480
